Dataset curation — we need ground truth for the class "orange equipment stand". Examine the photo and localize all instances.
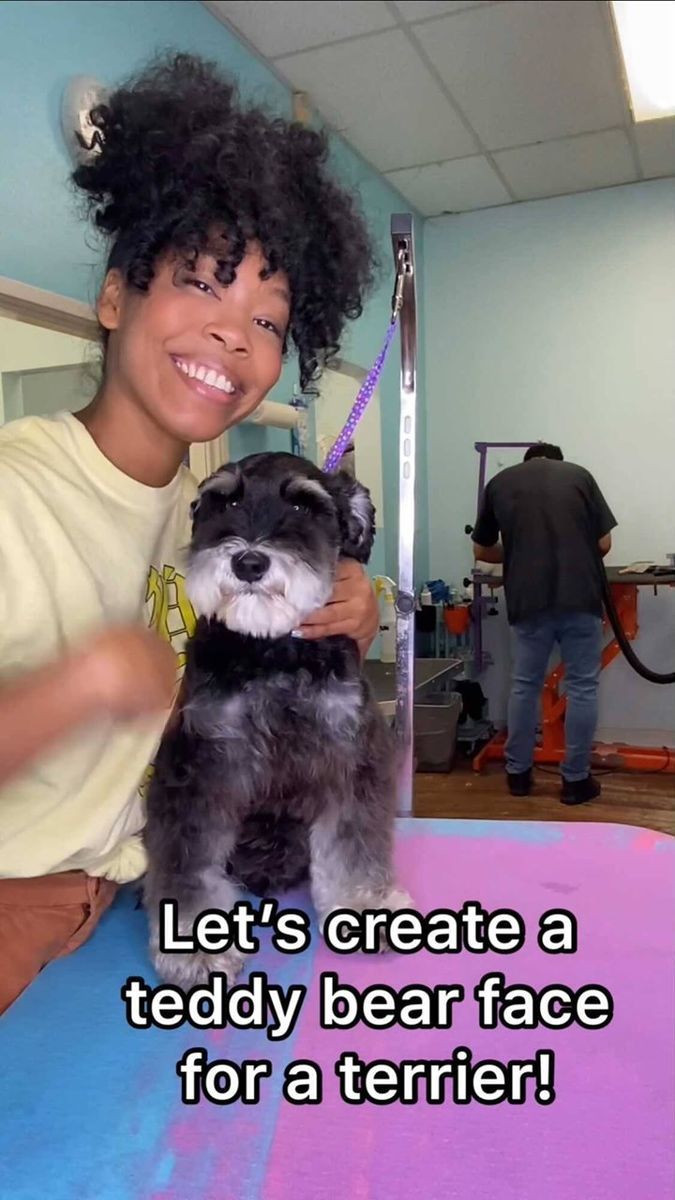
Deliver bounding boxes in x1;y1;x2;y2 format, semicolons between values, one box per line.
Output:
473;580;675;775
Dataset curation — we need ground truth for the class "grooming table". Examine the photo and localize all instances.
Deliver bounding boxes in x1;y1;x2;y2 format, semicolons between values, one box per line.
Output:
365;657;463;717
1;819;672;1200
473;567;675;773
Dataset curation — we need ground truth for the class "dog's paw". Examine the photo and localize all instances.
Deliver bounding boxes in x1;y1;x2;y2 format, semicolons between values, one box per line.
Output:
321;885;412;919
319;886;413;953
373;887;414;953
151;946;247;988
379;886;414;915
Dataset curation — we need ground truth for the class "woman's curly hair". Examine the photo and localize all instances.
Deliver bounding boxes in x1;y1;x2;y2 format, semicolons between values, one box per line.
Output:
73;53;376;391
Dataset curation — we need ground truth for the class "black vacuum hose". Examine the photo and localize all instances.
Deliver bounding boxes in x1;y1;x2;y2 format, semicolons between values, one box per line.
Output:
600;570;675;685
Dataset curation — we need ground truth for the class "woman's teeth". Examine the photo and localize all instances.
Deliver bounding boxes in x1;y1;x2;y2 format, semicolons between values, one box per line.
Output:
174;358;236;395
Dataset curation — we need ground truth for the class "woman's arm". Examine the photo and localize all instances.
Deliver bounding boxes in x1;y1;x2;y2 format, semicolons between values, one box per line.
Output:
0;626;176;788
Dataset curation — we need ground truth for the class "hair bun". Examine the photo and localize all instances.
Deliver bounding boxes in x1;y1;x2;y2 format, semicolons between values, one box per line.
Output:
73;54;239;237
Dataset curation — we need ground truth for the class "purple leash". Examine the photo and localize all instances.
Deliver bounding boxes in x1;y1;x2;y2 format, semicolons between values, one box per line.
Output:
322;318;399;474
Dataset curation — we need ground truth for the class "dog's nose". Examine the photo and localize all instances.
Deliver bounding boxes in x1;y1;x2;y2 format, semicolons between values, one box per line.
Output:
232;550;270;583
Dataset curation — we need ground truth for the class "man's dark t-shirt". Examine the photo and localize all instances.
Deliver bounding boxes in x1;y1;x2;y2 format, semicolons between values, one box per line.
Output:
472;460;617;625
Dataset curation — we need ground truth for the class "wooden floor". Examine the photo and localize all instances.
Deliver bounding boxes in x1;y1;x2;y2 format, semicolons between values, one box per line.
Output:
414;761;675;836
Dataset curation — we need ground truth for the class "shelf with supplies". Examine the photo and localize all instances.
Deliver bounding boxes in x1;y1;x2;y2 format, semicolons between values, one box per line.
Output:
414;599;475;669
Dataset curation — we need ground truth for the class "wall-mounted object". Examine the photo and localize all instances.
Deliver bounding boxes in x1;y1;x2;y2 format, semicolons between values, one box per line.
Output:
245;400;300;430
61;76;108;166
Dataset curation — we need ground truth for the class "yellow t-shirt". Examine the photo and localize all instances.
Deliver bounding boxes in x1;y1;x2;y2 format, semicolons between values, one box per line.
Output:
0;411;198;883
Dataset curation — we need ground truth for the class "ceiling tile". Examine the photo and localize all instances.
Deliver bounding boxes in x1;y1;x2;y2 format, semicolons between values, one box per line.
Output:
635;119;675;180
494;130;637;200
276;30;477;172
393;1;490;19
385;155;511;215
208;0;395;58
415;0;625;150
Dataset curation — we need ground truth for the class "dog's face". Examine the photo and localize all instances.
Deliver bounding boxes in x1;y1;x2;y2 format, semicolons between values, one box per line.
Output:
186;452;375;638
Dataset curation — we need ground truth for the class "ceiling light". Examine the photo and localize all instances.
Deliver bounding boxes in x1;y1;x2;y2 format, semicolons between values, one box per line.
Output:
610;1;675;121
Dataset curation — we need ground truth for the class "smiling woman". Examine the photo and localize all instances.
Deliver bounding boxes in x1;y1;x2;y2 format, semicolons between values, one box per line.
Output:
67;53;375;486
0;49;380;1014
89;243;291;464
76;53;374;395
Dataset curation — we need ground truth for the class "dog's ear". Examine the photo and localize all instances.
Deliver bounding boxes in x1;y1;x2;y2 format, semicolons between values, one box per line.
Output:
325;472;376;563
190;465;241;527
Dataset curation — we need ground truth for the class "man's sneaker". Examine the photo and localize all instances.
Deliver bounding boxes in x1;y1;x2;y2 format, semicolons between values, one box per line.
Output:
506;768;532;797
561;775;601;805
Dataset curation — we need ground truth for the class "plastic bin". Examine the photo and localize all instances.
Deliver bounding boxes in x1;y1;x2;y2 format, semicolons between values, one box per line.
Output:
414;691;462;773
444;604;471;635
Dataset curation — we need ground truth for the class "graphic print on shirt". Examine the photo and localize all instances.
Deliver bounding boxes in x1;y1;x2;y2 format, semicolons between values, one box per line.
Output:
145;563;196;676
138;563;197;801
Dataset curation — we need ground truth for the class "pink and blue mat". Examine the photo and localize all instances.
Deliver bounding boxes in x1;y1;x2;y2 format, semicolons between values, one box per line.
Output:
0;818;672;1200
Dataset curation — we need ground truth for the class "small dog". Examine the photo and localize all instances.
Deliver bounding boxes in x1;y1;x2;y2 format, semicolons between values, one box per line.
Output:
144;452;408;987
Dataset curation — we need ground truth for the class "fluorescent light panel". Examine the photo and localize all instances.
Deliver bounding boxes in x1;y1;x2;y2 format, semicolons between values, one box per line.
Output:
611;1;675;122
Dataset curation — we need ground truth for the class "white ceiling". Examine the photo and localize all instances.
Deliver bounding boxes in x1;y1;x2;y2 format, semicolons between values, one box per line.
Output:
205;0;675;216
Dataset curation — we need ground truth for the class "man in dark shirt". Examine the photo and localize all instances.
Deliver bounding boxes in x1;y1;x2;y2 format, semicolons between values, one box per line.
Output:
472;443;617;805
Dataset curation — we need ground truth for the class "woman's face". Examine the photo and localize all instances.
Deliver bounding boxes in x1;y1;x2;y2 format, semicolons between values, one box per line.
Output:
98;242;290;445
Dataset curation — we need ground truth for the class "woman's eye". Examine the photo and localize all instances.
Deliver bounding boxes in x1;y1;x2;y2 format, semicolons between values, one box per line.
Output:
255;318;283;338
186;276;215;296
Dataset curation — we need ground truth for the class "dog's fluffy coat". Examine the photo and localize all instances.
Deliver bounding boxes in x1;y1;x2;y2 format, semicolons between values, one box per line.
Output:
144;452;406;985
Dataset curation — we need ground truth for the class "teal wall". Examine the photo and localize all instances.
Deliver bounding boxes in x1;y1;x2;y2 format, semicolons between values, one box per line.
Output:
0;0;428;583
424;179;675;737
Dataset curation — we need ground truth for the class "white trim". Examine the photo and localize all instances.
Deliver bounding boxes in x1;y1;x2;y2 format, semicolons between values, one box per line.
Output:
189;434;230;483
0;276;97;340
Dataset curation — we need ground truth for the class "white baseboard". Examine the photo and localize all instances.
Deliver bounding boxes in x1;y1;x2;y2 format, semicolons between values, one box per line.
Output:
595;727;675;748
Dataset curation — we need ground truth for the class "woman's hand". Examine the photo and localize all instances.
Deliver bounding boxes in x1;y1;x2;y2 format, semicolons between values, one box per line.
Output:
299;559;379;658
81;625;178;718
0;625;177;789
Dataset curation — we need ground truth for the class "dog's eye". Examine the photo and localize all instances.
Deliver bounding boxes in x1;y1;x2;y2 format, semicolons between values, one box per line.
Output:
227;500;238;508
292;504;301;512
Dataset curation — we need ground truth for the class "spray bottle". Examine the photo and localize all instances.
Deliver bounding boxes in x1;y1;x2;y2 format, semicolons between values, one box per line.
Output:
374;576;397;663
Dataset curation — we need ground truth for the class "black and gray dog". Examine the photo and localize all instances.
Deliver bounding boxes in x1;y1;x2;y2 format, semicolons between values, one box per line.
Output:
144;452;408;986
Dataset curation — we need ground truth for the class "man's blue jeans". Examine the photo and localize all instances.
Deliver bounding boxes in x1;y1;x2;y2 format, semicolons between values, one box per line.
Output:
506;610;603;783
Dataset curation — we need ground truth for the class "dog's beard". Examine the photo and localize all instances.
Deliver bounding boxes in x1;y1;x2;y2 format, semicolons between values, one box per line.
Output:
187;540;333;638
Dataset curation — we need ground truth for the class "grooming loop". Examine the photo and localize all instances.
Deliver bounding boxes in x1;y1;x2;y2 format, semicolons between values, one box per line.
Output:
322;284;402;474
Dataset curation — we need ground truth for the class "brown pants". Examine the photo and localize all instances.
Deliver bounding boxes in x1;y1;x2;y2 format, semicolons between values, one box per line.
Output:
0;871;118;1014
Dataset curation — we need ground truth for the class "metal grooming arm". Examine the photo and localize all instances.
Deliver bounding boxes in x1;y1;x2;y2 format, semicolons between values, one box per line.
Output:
469;441;534;673
391;214;418;816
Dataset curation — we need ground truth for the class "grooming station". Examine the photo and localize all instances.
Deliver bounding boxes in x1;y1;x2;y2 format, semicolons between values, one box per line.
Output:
472;567;675;774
